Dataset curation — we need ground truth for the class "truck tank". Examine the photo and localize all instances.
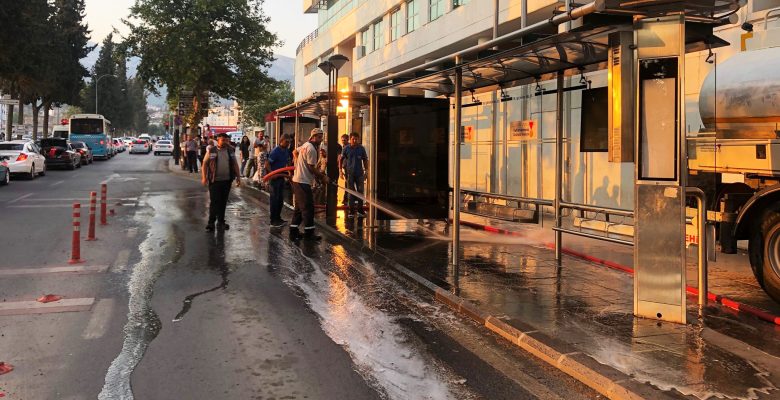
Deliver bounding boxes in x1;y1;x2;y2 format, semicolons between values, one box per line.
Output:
699;46;780;136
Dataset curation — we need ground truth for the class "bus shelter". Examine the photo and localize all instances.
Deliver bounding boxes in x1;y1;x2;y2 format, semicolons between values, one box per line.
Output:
364;0;741;324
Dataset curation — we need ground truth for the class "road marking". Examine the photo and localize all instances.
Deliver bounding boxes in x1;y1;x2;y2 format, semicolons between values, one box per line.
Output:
0;265;108;277
0;298;95;316
9;205;75;208
82;299;114;339
7;193;32;204
50;180;65;187
111;249;131;273
14;197;138;202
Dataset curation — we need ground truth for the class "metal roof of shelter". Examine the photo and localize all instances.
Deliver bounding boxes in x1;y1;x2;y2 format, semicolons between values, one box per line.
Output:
371;0;739;96
275;92;370;117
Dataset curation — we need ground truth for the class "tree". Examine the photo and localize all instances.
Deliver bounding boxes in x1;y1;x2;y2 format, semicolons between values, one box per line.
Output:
0;0;52;139
82;34;123;123
123;0;280;128
240;80;294;127
41;0;92;138
128;77;149;133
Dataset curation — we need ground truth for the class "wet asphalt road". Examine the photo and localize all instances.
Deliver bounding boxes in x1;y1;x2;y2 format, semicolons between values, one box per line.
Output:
0;152;599;399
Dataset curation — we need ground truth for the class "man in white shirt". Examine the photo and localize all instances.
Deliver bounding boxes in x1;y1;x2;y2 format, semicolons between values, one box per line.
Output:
290;128;328;241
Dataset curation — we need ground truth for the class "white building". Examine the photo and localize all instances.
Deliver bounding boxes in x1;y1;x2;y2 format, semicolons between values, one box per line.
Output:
294;0;780;213
203;100;242;128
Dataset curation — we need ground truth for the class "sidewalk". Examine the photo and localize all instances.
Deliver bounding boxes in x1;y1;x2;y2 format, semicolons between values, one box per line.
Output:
325;214;780;399
188;162;780;399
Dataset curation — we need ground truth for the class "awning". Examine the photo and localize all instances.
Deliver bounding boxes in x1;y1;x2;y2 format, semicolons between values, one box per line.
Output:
369;1;739;96
276;92;370;117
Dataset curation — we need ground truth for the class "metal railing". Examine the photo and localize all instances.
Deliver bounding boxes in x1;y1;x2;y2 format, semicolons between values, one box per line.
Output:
687;187;708;307
296;29;319;55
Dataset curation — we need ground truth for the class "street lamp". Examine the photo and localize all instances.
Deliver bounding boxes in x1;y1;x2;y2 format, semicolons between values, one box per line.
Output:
95;74;117;114
319;54;350;224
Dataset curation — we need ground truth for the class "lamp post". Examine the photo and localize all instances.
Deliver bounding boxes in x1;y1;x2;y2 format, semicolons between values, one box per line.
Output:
318;54;349;225
95;74;117;114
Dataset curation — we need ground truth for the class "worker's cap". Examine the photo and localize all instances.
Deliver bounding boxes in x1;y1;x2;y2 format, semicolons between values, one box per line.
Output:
310;128;324;139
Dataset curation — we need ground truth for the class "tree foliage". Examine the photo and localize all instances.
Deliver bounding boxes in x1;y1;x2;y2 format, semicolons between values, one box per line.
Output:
240;80;294;127
0;0;92;138
123;0;281;127
81;35;149;134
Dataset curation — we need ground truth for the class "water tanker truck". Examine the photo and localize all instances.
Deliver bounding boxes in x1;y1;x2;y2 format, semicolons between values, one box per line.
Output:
688;43;780;302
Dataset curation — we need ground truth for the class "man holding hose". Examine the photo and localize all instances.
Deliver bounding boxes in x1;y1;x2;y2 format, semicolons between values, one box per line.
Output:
265;134;292;228
289;129;328;241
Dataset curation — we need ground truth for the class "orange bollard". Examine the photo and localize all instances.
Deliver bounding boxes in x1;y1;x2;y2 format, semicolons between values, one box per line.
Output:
100;184;108;225
69;203;84;264
87;191;97;241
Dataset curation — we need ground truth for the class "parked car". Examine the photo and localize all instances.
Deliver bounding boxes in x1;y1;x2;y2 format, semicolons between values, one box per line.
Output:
0;161;10;186
152;140;174;156
70;141;93;165
130;139;151;154
40;138;81;170
0;140;47;179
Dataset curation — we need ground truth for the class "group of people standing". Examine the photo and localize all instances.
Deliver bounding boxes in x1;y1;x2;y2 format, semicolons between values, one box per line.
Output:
199;127;369;243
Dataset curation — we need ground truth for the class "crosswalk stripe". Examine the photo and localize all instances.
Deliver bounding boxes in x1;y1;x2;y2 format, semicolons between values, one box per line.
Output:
0;265;108;276
0;298;95;316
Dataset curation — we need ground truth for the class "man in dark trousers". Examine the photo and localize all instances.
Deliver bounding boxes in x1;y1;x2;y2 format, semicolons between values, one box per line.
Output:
289;129;328;241
185;134;199;173
265;134;292;228
340;132;369;217
201;133;241;231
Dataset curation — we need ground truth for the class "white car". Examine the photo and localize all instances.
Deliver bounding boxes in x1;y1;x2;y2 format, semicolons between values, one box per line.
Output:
130;139;151;154
0;140;46;179
122;137;135;147
153;140;174;156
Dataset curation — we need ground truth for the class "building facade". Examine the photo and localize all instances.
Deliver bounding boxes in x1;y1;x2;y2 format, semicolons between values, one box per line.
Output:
295;0;780;213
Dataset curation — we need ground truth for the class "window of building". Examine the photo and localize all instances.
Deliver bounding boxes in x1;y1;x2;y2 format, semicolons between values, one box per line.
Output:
407;0;420;33
360;28;371;57
429;0;445;21
454;0;471;6
390;9;402;41
372;20;384;52
304;61;318;75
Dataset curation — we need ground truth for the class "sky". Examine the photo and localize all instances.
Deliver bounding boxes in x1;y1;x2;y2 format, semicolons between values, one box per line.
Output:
84;0;318;59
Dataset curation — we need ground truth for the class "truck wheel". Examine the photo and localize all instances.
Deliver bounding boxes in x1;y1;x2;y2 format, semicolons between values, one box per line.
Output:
749;211;780;303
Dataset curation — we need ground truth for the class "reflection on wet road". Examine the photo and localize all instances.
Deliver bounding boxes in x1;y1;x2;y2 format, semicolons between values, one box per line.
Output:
172;231;230;323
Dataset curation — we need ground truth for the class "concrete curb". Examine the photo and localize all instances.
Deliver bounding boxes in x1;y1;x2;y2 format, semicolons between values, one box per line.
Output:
309;221;675;400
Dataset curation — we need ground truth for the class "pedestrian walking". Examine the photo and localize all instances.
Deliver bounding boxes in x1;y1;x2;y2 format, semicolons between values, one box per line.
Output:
289;128;328;241
265;134;292;227
239;135;251;175
201;133;241;231
185;134;199;173
340;132;368;217
199;135;208;162
245;130;266;178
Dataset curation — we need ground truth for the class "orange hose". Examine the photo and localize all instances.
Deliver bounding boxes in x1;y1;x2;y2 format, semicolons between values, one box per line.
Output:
263;166;294;181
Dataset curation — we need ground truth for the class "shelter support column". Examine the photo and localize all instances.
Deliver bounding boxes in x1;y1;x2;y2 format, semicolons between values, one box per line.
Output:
452;66;463;271
554;73;564;266
368;91;378;249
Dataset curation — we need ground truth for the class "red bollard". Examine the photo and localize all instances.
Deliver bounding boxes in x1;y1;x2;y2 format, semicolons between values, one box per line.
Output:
69;203;84;264
87;191;97;241
100;184;108;225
